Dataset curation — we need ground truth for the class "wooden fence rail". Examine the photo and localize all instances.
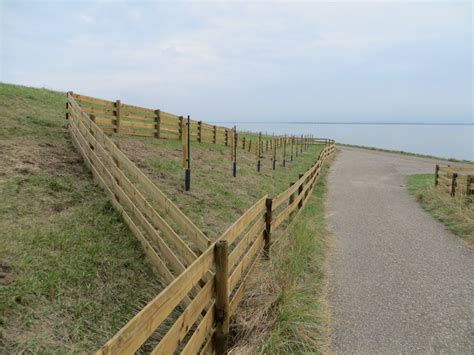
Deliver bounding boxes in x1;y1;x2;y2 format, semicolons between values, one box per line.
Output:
435;165;474;199
95;143;335;354
67;91;336;354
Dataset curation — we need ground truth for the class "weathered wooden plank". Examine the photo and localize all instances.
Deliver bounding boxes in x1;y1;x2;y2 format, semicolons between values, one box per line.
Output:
82;105;116;116
439;166;474;173
69;95;210;251
151;278;214;354
228;233;264;292
271;170;318;230
160;133;180;140
228;238;262;315
94;117;115;125
181;304;215;354
72;93;115;107
200;336;213;355
228;216;265;269
120;111;155;121
159;126;179;134
272;161;320;210
120;102;155;115
97;246;214;355
69;120;174;284
70;115;187;276
218;195;267;246
120;128;156;137
74;116;199;267
120;120;156;130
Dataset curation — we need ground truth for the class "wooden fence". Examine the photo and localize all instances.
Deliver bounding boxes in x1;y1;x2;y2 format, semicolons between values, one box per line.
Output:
67;91;335;354
69;92;330;178
67;93;211;292
435;165;474;198
96;143;335;354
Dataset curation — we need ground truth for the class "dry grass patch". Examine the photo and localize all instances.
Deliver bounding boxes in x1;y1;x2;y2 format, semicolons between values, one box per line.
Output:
406;174;474;248
229;161;333;354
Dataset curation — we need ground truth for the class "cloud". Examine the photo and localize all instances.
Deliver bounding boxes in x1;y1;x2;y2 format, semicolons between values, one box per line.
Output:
1;0;471;122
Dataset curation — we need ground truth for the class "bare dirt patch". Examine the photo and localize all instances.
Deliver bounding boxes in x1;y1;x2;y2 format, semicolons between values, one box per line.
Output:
0;136;83;179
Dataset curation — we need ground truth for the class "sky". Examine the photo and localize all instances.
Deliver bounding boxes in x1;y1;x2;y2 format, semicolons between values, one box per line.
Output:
1;0;472;124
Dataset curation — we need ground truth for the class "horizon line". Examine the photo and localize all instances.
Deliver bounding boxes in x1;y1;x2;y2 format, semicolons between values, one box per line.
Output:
208;121;473;126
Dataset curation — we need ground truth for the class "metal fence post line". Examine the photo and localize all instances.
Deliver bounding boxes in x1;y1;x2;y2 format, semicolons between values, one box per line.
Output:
232;126;237;177
183;115;191;191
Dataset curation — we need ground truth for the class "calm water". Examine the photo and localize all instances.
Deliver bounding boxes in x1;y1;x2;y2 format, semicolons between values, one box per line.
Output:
230;123;473;162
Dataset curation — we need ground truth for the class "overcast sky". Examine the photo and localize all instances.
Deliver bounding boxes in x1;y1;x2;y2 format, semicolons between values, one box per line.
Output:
1;0;472;123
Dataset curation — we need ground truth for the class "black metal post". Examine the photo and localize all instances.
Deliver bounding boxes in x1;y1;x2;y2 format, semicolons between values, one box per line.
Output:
184;115;191;191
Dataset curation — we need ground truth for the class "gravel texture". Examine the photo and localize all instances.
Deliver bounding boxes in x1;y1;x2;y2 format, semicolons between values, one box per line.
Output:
326;147;474;354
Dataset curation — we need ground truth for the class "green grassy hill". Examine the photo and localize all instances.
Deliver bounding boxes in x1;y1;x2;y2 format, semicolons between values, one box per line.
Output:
0;82;324;352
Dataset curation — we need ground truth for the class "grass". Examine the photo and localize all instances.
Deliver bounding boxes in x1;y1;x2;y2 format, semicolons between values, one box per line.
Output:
340;143;474;164
0;82;328;351
229;159;332;354
112;132;324;240
406;174;474;248
0;82;164;352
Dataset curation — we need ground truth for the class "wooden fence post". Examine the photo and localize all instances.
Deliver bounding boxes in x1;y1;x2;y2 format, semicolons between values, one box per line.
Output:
115;100;121;133
197;121;202;143
282;135;287;167
466;175;472;197
213;125;217;144
154;110;161;139
265;140;269;153
435;164;439;186
300;134;303;153
264;198;273;258
215;241;230;355
465;175;472;196
248;140;252;153
242;137;246;150
451;172;457;197
225;129;229;146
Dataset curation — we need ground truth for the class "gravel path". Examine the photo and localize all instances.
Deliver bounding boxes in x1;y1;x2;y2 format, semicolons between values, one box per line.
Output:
326;147;474;354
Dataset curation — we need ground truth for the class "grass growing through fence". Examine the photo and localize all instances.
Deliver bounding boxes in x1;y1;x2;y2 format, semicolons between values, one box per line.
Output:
229;159;332;354
1;82;327;351
406;174;474;248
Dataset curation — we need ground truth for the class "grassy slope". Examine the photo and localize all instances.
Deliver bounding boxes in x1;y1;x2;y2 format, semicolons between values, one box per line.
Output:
406;174;473;248
0;82;325;351
0;83;163;352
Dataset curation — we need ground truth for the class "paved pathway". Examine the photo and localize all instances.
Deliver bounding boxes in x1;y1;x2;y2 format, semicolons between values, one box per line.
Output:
326;147;474;354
